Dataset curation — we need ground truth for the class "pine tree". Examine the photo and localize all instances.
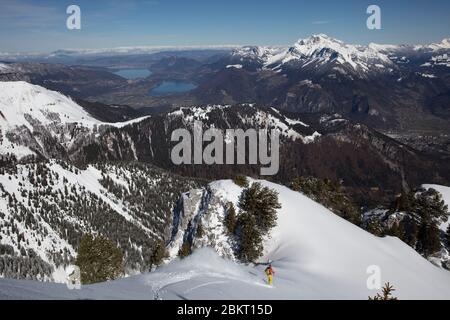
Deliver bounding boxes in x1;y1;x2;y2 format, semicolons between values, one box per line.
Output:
233;175;249;188
178;242;191;258
75;234;124;284
447;224;450;249
369;282;398;300
237;211;262;262
237;183;281;262
365;219;384;237
398;217;418;248
238;182;281;234
388;188;448;256
386;222;402;238
224;202;237;235
150;239;167;268
416;215;441;257
291;177;360;225
196;222;205;238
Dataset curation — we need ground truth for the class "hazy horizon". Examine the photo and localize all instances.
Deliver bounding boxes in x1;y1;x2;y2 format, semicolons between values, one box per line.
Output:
1;0;450;53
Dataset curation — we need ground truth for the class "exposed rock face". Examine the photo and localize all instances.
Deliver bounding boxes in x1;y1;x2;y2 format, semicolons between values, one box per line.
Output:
168;186;236;260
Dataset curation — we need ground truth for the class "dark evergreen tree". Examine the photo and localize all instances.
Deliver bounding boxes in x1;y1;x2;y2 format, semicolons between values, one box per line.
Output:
416;215;441;257
369;282;398;300
149;239;167;268
196;222;205;238
237;211;262;262
447;224;450;250
365;219;384;237
238;182;281;234
398;217;418;248
386;222;402;238
236;182;281;262
233;175;249;188
224;202;237;235
291;177;360;225
75;234;124;284
178;241;191;258
384;188;448;257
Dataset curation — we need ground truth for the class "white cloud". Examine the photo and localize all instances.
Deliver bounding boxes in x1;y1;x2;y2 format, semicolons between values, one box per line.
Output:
312;20;332;25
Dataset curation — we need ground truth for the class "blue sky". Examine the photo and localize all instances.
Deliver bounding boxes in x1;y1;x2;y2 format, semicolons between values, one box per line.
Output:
1;0;450;52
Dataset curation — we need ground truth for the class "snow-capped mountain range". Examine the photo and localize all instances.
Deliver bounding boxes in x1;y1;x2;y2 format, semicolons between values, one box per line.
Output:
230;34;450;75
1;81;447;204
0;81;320;162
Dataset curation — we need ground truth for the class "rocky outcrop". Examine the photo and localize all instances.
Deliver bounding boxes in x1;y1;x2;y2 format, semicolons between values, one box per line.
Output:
167;186;237;261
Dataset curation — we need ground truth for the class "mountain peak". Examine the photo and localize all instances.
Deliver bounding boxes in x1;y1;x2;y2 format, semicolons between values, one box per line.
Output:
302;33;339;42
0;81;99;129
436;37;450;49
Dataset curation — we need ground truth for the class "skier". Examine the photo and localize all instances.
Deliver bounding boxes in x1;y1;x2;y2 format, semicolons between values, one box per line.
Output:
265;263;275;286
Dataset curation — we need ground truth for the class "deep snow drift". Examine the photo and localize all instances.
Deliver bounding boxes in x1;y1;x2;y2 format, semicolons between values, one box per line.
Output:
1;179;450;300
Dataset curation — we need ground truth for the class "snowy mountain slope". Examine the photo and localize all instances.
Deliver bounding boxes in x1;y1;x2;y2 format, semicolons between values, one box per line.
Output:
230;34;450;76
168;105;320;144
267;34;394;73
2;178;450;299
0;81;151;160
231;34;395;76
0;81;100;129
417;38;450;52
0;82;322;162
0;160;201;281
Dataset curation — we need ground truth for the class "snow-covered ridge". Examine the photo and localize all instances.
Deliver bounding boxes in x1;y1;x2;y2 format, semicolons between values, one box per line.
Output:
418;38;450;51
231;34;450;74
0;81;100;129
163;179;450;299
4;178;450;299
269;34;393;72
0;81;151;129
0;64;10;72
0;81;150;159
232;34;395;73
168;104;321;144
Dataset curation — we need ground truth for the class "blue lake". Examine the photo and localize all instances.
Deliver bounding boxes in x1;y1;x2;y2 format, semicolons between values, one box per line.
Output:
149;81;197;96
113;68;152;79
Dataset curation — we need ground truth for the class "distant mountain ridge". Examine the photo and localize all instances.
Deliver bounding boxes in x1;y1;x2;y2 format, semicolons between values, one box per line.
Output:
1;82;448;206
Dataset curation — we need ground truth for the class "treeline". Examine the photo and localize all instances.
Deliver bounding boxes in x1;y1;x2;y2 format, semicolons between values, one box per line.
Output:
290;176;361;225
364;188;449;259
0;160;204;280
289;176;450;265
0;244;53;280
